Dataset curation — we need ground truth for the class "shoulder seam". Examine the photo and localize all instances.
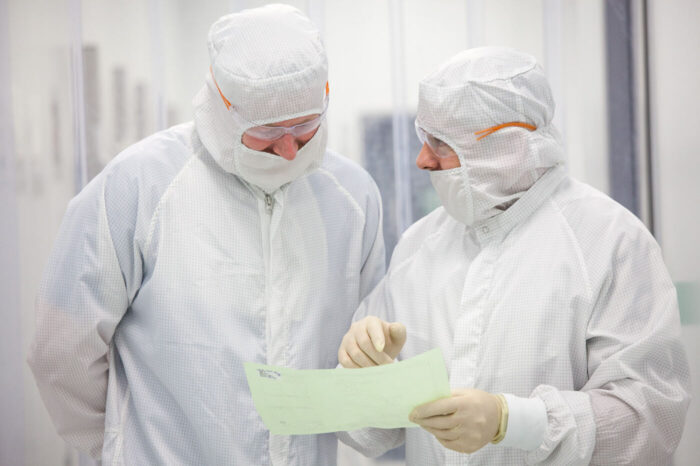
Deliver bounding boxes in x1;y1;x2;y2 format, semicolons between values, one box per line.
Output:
389;214;446;275
144;154;198;253
548;197;594;301
315;167;366;221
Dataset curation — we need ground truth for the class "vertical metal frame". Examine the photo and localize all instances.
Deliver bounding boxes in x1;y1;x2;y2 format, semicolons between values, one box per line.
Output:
631;0;655;232
605;0;644;220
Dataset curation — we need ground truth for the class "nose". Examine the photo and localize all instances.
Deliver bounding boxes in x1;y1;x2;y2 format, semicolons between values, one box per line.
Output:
272;134;299;160
416;143;439;170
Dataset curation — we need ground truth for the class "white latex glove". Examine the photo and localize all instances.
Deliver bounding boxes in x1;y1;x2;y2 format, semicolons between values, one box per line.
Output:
338;316;407;368
409;388;501;454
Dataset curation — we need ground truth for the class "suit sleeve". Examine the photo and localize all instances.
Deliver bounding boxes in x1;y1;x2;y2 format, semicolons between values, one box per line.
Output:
523;225;691;465
27;165;142;459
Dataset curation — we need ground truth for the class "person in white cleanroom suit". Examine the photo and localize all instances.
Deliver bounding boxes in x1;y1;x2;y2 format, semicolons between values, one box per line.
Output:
337;47;690;465
28;4;385;465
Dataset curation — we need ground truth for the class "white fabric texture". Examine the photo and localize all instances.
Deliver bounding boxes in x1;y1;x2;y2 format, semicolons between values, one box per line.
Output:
27;6;385;465
339;47;690;465
201;4;328;193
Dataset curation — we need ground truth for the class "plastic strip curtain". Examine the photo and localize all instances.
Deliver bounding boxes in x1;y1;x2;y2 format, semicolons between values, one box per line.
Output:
0;0;25;464
465;0;484;48
65;2;167;462
148;0;167;131
69;10;91;461
306;0;326;40
69;0;88;192
389;0;413;235
543;0;566;143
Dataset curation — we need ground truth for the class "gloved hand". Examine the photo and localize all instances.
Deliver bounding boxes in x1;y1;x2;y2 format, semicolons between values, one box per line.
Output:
409;388;501;454
338;316;407;368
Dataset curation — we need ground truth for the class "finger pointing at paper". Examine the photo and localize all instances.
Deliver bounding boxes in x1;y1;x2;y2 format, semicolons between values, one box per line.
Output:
338;316;407;368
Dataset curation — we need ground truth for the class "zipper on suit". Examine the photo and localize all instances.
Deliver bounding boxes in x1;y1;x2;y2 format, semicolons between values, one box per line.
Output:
265;193;274;213
260;192;274;367
260;192;288;465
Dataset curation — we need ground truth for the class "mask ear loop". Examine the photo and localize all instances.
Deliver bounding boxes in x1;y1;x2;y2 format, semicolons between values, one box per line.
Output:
474;122;536;140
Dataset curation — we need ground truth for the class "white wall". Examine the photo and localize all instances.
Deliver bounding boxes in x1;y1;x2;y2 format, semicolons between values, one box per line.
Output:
647;1;700;463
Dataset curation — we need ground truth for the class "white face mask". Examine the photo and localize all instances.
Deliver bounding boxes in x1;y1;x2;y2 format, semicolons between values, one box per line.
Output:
234;124;327;193
430;166;475;226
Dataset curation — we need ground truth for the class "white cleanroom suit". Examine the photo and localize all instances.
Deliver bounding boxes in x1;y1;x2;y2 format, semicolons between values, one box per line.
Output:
339;47;690;465
29;4;385;465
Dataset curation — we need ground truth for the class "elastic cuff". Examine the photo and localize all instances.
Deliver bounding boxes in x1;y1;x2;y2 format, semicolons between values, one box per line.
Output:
498;394;546;451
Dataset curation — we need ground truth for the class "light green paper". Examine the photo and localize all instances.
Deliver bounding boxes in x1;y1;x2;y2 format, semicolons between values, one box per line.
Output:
244;348;450;435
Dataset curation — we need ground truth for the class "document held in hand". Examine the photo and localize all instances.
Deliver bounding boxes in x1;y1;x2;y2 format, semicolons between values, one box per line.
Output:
244;348;450;435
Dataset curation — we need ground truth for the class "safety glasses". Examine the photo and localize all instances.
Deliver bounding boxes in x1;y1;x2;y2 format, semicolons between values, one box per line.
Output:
415;120;538;158
235;98;328;142
414;121;458;158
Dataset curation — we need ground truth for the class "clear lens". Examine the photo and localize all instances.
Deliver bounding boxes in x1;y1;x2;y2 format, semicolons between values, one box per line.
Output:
414;121;457;158
244;114;324;141
233;97;329;142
